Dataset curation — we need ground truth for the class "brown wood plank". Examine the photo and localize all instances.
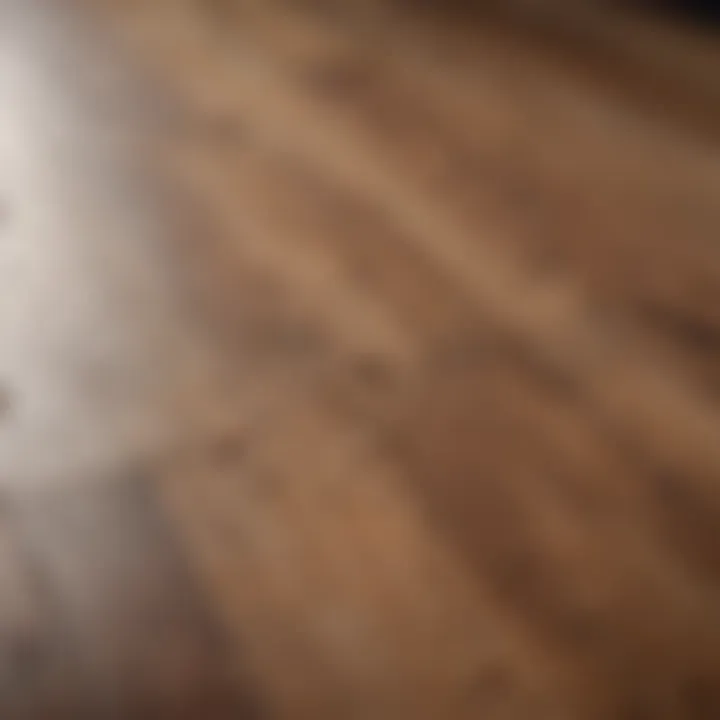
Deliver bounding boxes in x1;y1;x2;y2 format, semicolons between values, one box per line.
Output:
156;392;568;720
1;0;720;718
0;506;96;720
7;479;261;719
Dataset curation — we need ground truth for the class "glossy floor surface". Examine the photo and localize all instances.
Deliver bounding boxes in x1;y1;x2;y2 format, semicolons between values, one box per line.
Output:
1;1;720;718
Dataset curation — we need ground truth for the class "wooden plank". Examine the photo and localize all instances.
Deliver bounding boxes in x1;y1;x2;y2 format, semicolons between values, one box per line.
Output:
0;0;719;718
0;503;98;719
157;391;570;720
8;479;262;719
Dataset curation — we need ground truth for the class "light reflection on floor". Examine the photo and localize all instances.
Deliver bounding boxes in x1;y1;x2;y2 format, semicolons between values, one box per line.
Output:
0;3;214;487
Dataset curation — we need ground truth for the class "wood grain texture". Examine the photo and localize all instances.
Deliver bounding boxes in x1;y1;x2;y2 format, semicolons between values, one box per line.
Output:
0;0;719;718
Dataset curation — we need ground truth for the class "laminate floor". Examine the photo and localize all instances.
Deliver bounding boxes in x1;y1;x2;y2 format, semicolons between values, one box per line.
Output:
0;1;719;718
